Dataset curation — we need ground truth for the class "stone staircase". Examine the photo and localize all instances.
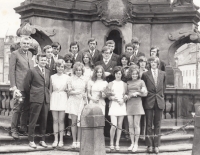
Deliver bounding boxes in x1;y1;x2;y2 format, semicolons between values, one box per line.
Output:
0;115;194;154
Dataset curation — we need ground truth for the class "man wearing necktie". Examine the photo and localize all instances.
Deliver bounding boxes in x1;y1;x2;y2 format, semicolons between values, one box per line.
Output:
24;54;50;148
9;36;34;139
84;38;101;63
51;42;63;62
141;57;166;154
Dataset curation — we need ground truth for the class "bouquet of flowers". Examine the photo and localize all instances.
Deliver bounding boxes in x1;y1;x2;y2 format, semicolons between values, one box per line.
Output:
10;87;24;102
104;86;114;98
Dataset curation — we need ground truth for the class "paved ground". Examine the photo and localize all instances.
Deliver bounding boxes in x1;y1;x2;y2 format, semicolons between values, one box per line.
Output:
1;150;192;155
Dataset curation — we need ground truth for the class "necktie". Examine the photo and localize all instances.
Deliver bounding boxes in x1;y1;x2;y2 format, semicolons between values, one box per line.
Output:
91;50;94;57
47;59;50;67
153;70;157;86
42;68;45;77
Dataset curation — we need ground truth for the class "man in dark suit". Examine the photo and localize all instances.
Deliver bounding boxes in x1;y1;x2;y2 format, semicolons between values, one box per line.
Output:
9;36;34;138
141;57;166;154
95;46;117;82
149;46;166;71
84;38;101;63
100;40;119;62
43;45;56;75
24;54;50;148
51;42;63;61
131;37;145;64
95;46;117;137
69;41;83;62
123;43;138;65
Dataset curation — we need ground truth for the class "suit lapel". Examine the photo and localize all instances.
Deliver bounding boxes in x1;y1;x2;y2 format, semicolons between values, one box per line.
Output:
19;49;28;62
93;49;98;59
27;51;33;66
105;59;112;70
146;70;156;87
36;66;44;80
157;70;162;88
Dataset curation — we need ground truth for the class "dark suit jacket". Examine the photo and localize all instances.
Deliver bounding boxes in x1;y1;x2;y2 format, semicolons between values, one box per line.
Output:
129;51;145;64
84;49;102;63
95;60;117;82
136;51;145;57
74;52;83;63
45;58;56;75
159;60;166;71
9;48;34;91
24;66;50;104
141;70;166;110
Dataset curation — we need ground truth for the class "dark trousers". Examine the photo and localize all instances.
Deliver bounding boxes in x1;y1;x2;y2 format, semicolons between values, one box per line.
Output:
145;100;163;147
104;98;111;137
11;91;29;132
28;101;49;142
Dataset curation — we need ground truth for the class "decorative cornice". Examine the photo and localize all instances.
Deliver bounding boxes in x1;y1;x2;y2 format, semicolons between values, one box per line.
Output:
14;0;200;25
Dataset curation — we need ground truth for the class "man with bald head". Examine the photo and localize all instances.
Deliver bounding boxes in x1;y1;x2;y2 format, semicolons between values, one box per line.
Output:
9;36;34;139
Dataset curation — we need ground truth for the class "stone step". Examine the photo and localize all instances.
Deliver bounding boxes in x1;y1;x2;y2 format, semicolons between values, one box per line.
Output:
0;133;194;146
0;143;193;154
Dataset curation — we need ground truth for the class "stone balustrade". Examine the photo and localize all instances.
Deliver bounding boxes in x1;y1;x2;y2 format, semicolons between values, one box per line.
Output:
0;84;199;126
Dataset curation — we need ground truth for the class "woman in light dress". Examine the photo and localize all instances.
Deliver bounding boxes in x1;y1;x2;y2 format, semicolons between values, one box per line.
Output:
87;65;108;115
126;67;147;152
65;62;87;149
107;66;128;151
50;59;69;147
82;52;94;81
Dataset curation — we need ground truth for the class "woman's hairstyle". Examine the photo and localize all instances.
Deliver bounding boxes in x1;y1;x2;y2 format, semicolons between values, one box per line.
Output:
82;52;94;69
118;53;130;66
63;52;74;64
112;66;124;79
55;59;65;68
137;56;147;67
127;66;140;80
69;41;80;52
51;42;61;51
73;62;85;75
91;65;106;81
150;46;159;57
106;40;115;45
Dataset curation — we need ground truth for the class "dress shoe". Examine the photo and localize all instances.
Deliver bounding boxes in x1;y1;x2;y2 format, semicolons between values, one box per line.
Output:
39;141;48;148
132;144;138;152
58;141;64;147
128;144;134;151
76;142;80;148
52;141;58;148
29;141;37;148
154;147;159;154
147;146;153;153
11;132;19;139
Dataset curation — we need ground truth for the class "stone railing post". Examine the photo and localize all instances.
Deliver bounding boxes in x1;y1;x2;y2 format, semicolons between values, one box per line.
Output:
192;98;200;155
80;104;106;155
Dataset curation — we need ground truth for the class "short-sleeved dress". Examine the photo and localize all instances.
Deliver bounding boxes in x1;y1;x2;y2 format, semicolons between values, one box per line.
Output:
127;79;146;115
65;76;87;116
88;80;108;115
83;67;93;81
50;74;69;111
108;80;127;116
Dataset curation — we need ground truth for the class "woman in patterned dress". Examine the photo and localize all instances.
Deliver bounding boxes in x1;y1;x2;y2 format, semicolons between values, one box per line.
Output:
108;66;128;151
87;65;108;115
65;62;87;149
50;59;69;147
126;67;147;152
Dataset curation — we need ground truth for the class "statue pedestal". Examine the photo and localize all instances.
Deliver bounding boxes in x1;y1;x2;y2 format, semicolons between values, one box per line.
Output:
166;65;183;88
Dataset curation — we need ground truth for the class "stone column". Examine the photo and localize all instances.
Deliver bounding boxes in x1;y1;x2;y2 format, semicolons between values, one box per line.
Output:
80;104;106;155
192;98;200;155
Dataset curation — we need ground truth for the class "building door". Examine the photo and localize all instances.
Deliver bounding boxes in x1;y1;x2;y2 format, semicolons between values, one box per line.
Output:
106;30;122;55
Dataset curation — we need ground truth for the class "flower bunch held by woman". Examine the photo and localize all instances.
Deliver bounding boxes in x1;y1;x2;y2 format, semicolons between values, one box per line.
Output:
87;65;108;115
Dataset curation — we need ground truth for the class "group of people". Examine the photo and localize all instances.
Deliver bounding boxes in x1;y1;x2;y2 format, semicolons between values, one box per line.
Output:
9;36;166;154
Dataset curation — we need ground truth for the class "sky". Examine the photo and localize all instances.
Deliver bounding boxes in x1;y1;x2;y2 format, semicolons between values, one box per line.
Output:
0;0;200;38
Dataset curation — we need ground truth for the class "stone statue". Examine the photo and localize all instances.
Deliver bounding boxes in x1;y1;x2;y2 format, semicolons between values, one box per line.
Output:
172;0;193;7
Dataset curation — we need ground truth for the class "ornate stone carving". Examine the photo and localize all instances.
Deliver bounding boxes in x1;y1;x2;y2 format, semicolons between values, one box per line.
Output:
17;21;56;37
168;29;200;43
96;0;130;26
172;0;199;9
